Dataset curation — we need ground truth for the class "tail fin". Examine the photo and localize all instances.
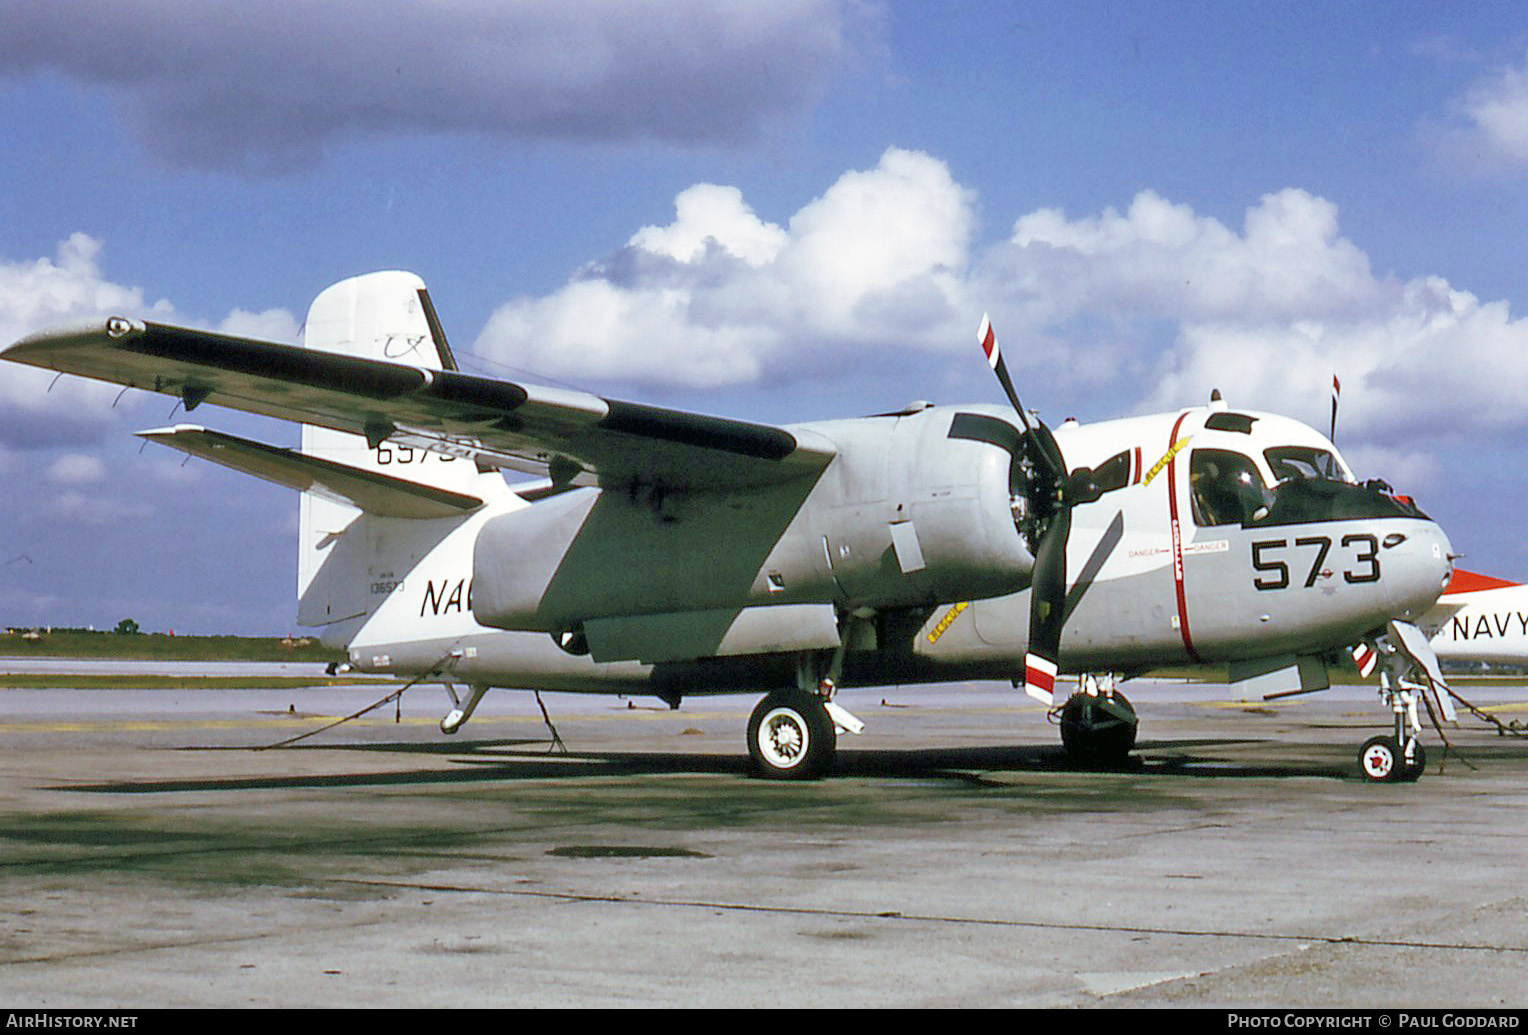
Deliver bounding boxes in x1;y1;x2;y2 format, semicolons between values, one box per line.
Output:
300;270;483;488
297;271;509;636
303;269;457;368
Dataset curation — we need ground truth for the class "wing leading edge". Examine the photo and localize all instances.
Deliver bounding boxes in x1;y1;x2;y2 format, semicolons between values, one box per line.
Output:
5;318;835;492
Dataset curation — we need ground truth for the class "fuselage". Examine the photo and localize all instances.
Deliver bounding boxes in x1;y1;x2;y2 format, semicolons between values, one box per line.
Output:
338;400;1453;698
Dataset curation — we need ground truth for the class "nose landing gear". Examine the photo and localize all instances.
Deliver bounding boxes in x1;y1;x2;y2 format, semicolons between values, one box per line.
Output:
1355;621;1454;783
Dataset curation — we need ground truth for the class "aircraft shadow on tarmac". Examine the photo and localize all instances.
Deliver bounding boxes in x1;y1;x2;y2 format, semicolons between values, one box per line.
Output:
56;736;1356;795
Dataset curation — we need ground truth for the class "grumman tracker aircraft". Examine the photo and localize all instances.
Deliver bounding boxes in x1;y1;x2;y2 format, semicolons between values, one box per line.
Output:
3;272;1458;781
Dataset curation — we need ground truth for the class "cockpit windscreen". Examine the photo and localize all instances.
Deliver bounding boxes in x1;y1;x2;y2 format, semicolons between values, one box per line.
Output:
1191;445;1426;528
1265;446;1345;483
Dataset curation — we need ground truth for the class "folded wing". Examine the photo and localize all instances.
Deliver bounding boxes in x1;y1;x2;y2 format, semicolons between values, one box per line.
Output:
4;318;835;492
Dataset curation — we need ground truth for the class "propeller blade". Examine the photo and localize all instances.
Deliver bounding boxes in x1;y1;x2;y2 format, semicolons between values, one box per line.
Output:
980;315;1032;428
1023;505;1071;705
977;318;1135;708
977;314;1026;412
1330;374;1341;443
977;314;1064;483
978;314;1071;706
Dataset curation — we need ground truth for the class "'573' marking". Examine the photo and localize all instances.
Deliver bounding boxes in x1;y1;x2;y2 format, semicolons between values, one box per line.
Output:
1251;534;1380;591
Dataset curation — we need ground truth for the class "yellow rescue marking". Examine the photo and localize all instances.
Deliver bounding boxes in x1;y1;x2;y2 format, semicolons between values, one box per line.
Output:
1142;435;1192;486
927;601;970;644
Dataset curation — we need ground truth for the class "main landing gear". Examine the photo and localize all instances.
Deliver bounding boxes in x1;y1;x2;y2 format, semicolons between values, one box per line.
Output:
748;691;837;779
747;652;865;780
1055;673;1138;767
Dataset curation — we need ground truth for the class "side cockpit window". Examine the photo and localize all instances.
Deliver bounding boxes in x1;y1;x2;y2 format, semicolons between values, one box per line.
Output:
1190;448;1271;527
1265;446;1345;483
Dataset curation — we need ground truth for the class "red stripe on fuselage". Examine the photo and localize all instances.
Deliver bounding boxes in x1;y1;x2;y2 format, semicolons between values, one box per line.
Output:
1165;411;1202;663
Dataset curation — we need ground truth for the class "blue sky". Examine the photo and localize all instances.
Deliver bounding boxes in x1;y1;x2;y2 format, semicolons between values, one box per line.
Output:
5;0;1528;634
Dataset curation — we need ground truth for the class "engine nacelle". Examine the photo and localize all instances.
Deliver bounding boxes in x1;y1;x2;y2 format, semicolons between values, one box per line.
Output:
470;404;1034;634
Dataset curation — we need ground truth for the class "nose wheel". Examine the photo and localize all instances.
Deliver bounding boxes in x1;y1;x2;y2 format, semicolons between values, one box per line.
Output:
1358;734;1426;783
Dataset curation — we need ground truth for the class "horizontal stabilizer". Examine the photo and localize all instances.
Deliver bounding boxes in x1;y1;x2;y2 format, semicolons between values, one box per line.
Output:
137;425;483;519
1442;569;1520;595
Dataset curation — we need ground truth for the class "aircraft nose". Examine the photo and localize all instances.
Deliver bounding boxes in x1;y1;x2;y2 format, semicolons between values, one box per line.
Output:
1392;519;1453;622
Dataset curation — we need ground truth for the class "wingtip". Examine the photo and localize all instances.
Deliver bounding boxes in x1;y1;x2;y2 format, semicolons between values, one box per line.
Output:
5;316;145;356
134;423;209;440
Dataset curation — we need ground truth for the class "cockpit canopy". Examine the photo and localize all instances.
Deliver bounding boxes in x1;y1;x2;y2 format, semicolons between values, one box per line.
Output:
1190;443;1426;528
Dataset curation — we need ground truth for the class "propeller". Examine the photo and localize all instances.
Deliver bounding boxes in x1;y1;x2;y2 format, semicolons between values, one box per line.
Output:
978;314;1071;705
979;315;1134;705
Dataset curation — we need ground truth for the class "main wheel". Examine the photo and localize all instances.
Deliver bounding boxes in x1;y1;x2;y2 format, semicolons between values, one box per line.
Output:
747;692;836;780
1058;690;1137;766
1358;735;1404;782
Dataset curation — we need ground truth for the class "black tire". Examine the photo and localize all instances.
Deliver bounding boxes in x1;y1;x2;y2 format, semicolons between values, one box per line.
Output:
1058;690;1137;766
1358;735;1403;782
1398;738;1427;783
747;692;837;780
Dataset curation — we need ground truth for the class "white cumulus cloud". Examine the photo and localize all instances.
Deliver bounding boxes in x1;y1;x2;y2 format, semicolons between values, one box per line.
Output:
474;146;976;388
1426;49;1528;174
1458;52;1528;165
992;189;1528;480
44;453;107;485
0;235;173;447
992;188;1384;333
628;184;789;268
475;165;1528;490
11;162;1528;500
0;233;172;344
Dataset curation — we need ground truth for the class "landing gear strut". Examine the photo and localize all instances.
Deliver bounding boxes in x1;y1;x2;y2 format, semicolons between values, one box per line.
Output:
1359;654;1427;783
